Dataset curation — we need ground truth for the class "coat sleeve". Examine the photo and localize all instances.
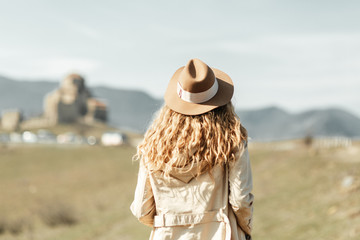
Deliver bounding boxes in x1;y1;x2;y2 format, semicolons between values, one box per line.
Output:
130;160;156;227
228;142;254;236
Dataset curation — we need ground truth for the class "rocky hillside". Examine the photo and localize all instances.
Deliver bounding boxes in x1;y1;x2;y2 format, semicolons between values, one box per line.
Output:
238;107;360;141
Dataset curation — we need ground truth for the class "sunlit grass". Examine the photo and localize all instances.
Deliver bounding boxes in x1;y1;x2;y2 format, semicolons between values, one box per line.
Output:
0;141;359;239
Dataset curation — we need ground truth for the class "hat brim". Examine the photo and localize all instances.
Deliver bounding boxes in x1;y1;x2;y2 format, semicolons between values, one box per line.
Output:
164;67;234;115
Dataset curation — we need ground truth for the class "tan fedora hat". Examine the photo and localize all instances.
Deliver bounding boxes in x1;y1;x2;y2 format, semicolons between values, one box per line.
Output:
164;58;234;115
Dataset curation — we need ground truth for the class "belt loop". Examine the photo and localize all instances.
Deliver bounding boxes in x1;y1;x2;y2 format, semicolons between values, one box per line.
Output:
154;214;165;227
219;208;224;220
161;214;165;226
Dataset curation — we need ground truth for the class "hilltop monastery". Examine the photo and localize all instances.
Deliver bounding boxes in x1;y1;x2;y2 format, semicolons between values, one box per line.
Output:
0;74;107;131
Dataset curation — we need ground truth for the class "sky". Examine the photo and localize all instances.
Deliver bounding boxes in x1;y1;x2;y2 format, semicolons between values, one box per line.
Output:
0;0;359;116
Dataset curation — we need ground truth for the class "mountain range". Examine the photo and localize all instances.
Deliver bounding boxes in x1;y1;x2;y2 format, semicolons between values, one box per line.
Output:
237;107;360;141
1;75;359;140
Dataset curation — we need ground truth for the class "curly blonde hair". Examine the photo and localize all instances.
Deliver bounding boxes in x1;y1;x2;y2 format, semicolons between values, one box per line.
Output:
135;102;248;176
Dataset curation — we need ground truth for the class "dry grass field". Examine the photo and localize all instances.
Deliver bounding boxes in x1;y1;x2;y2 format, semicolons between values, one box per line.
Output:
0;141;359;240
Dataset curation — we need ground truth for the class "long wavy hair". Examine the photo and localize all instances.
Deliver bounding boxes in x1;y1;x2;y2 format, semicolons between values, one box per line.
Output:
135;102;248;176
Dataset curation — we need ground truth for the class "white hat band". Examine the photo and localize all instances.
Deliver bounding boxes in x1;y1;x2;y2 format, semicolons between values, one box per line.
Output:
177;79;219;104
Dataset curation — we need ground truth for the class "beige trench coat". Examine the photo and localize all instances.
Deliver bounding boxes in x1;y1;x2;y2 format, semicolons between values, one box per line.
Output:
130;144;254;240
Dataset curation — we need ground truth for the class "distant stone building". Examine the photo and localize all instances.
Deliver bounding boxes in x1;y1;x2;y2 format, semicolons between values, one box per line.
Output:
44;74;107;125
85;98;107;123
0;109;23;131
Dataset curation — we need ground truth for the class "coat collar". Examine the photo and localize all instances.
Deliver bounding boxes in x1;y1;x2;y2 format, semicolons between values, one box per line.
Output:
167;162;200;183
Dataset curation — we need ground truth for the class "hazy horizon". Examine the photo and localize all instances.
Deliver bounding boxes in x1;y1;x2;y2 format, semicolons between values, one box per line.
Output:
1;73;359;119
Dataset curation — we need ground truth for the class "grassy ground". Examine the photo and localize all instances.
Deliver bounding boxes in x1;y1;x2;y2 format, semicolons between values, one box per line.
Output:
0;141;359;240
249;141;360;239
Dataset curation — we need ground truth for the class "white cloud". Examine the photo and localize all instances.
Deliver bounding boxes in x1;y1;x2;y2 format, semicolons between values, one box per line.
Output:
53;17;102;40
35;58;102;76
217;33;360;79
0;57;102;79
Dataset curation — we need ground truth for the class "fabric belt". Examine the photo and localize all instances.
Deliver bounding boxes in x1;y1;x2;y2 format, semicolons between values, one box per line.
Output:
154;209;231;240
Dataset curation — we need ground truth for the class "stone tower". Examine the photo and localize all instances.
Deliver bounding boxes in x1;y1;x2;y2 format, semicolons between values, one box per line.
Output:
44;74;107;125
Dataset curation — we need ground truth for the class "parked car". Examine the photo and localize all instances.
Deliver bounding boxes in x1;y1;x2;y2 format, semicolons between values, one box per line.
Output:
57;132;84;144
101;132;126;146
0;133;10;143
37;129;57;144
86;136;97;146
22;131;38;143
9;132;22;143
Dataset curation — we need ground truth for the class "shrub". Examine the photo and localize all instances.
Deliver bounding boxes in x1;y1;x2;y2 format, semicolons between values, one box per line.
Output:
7;218;25;235
38;201;79;227
0;218;6;235
304;134;313;147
